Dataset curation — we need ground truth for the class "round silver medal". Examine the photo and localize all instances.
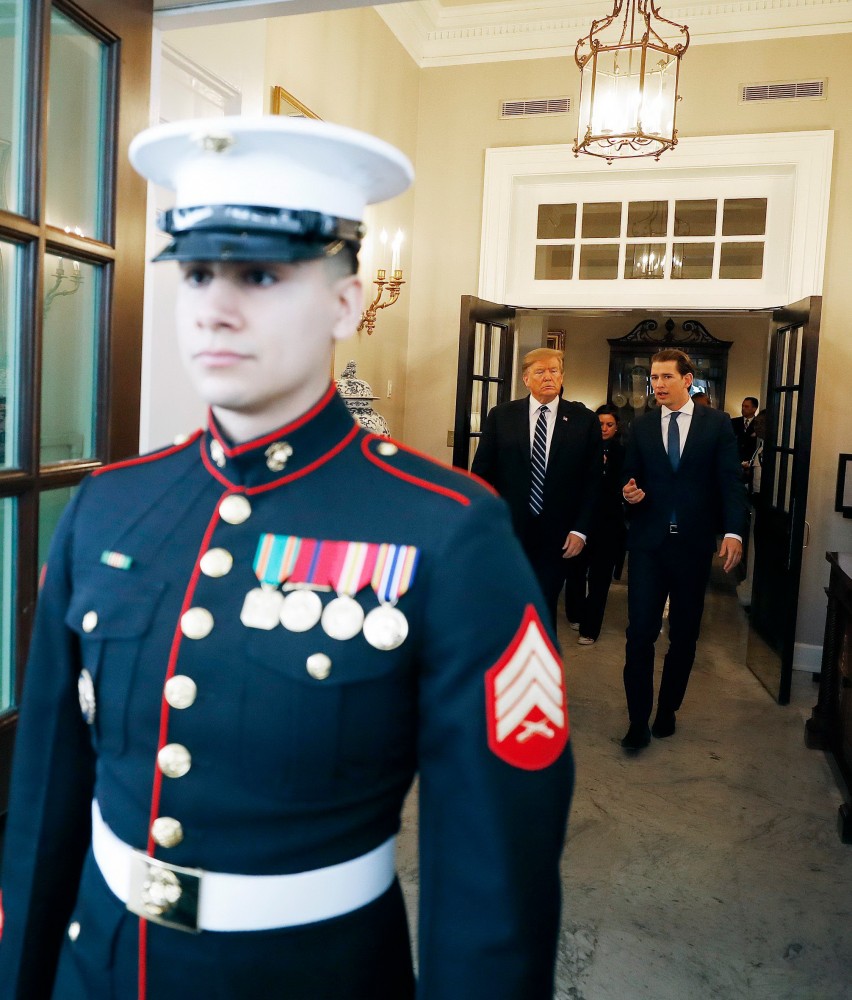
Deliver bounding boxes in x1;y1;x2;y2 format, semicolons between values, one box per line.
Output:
362;605;408;651
279;589;323;632
240;587;284;630
321;595;365;641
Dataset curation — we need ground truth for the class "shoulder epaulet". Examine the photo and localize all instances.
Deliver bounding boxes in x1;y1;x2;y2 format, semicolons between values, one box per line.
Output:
361;435;498;506
91;429;203;478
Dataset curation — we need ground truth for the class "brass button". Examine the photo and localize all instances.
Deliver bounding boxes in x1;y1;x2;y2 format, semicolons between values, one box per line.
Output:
306;653;332;680
68;921;81;942
180;608;213;640
157;743;192;779
377;442;398;457
151;816;184;849
81;611;98;633
164;675;197;710
199;548;233;578
219;494;251;525
210;439;226;468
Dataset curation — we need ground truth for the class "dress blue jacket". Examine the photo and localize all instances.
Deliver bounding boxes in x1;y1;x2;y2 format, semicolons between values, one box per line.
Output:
0;385;573;999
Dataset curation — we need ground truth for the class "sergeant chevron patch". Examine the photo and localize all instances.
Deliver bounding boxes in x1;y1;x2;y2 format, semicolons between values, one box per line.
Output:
485;606;569;770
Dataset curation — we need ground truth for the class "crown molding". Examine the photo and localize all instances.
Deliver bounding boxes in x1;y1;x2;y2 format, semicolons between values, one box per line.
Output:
377;0;852;67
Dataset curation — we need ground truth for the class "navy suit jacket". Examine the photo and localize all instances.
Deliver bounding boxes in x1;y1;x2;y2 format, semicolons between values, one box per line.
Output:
622;404;748;554
471;396;602;551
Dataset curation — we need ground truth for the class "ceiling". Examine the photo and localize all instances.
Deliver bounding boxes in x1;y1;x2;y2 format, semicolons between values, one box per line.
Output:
154;0;852;66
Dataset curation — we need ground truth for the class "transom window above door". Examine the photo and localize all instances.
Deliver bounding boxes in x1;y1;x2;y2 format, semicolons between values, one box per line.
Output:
485;133;833;311
535;197;767;282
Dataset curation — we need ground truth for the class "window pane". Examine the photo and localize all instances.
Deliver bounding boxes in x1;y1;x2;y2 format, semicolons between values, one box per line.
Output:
0;497;16;712
628;201;668;238
722;198;767;236
719;242;764;279
38;485;77;574
579;244;619;279
0;0;27;214
581;203;621;238
537;204;576;239
0;240;20;467
41;253;100;464
674;200;717;237
671;243;715;279
535;245;574;280
488;329;502;378
624;243;666;279
46;8;109;240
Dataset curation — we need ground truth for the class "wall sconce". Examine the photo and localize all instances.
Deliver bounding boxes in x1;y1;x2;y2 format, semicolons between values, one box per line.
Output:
44;258;83;315
358;228;405;335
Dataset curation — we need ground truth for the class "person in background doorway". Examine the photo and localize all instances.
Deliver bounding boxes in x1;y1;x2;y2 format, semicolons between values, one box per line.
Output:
731;396;760;467
692;391;712;407
568;404;627;646
471;348;602;624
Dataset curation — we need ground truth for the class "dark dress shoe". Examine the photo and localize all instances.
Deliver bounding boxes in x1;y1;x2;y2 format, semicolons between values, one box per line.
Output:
620;723;651;750
651;712;676;738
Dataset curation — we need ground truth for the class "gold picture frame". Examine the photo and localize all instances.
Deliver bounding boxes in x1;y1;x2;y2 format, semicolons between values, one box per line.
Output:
270;86;321;120
546;330;566;352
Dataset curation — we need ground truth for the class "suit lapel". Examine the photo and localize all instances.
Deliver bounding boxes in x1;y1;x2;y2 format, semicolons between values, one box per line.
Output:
547;399;570;466
646;409;667;466
679;404;705;465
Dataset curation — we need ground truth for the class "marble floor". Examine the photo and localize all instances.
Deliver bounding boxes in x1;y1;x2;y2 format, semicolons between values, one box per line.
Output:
397;569;852;999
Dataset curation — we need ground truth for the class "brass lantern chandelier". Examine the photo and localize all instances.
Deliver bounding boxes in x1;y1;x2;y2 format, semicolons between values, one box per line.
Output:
573;0;690;163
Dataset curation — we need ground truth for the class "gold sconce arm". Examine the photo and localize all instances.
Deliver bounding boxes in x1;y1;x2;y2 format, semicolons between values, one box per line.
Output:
357;269;406;335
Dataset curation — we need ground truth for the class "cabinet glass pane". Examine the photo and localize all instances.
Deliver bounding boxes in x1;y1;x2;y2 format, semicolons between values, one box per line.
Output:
41;253;100;464
722;198;767;236
628;201;668;238
0;240;20;467
673;200;717;237
581;203;621;238
719;242;764;279
579;244;619;279
0;0;26;214
536;245;574;280
625;243;666;279
671;243;714;279
46;8;108;240
537;204;576;239
38;484;77;573
0;497;16;712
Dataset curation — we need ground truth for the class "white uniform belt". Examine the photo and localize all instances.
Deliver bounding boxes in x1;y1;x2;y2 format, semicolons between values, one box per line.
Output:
91;800;396;934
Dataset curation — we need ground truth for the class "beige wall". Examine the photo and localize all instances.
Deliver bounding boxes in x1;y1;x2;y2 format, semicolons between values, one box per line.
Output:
407;34;852;649
263;11;420;436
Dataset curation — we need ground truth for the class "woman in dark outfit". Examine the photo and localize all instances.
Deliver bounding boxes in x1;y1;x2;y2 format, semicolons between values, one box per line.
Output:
573;405;627;645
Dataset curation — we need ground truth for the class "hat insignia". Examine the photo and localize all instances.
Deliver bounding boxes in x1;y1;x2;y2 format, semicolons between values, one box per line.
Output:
192;130;235;154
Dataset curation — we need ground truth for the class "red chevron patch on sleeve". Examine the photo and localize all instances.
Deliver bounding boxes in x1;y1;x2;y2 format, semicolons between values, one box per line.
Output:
485;605;569;770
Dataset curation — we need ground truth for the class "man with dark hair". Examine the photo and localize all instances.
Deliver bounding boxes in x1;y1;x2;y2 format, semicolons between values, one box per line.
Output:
471;347;602;623
620;348;748;751
731;396;760;466
0;116;573;999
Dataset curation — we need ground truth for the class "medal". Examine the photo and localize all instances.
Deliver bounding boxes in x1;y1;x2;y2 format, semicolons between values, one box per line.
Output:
78;669;96;724
365;543;420;651
322;541;378;640
240;586;284;630
322;595;364;640
363;604;408;651
280;589;323;632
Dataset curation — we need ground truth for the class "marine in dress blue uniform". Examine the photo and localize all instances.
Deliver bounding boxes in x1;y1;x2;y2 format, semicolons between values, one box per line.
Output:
0;116;574;999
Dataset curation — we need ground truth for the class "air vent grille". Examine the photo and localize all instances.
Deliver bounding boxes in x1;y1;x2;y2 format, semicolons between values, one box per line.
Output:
741;80;825;103
501;97;570;119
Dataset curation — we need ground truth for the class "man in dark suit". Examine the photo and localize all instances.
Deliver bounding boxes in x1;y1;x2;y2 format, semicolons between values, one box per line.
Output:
471;348;602;623
731;396;760;466
620;349;748;751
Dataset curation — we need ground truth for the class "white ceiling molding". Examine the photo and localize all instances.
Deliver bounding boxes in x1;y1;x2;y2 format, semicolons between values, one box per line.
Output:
377;0;852;68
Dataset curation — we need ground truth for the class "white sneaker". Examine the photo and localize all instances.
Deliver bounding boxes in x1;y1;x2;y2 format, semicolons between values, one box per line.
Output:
568;621;580;631
577;636;595;645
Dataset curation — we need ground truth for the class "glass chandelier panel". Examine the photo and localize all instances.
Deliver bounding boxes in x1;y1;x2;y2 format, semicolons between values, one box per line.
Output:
574;0;689;163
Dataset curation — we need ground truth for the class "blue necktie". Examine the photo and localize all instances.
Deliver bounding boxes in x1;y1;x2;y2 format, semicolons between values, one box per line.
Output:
530;405;548;515
668;411;681;472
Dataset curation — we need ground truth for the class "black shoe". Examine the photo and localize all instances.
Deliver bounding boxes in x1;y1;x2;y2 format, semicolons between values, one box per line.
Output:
620;723;651;751
651;712;676;739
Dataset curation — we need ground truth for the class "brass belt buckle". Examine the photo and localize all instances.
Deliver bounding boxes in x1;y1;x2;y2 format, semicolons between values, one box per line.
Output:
127;850;203;933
